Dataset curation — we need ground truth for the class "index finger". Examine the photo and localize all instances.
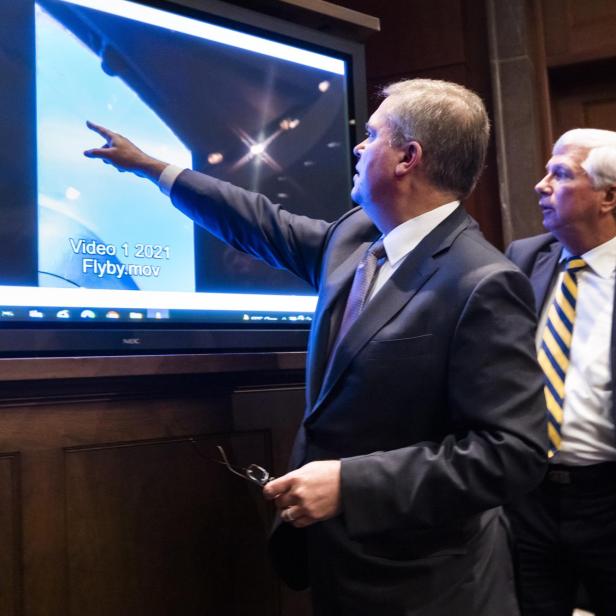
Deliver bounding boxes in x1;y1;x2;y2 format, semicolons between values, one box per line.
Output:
262;473;293;500
86;120;114;140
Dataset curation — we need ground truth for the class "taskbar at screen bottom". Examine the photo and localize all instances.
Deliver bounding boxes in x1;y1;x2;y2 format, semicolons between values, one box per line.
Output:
0;306;314;325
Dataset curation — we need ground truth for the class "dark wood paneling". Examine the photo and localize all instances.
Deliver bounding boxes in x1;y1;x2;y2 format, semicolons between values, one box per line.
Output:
0;454;21;616
0;373;309;615
22;447;67;616
232;386;313;615
550;59;616;136
542;0;616;66
213;0;380;40
0;351;306;383
335;0;465;79
65;434;275;616
459;0;502;248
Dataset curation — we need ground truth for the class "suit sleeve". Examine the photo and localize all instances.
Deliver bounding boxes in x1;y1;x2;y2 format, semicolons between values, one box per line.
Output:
170;169;334;289
505;239;529;273
505;241;517;261
340;268;548;534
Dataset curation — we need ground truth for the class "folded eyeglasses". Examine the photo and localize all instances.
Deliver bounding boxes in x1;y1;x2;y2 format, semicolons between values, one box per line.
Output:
190;439;273;487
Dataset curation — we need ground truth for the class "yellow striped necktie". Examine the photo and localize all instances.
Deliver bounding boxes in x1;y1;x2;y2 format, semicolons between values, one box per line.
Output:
538;256;586;458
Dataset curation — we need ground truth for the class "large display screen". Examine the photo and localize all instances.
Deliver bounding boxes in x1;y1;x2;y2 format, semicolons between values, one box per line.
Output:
0;0;365;354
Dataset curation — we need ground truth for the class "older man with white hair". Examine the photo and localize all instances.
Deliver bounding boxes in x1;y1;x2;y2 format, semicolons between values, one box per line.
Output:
507;128;616;616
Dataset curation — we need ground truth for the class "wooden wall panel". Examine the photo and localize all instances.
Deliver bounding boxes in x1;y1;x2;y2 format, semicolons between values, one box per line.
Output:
550;59;616;137
64;433;275;616
232;386;313;615
0;454;21;616
553;90;616;136
335;0;465;80
0;373;308;616
584;98;616;131
21;447;66;616
542;0;616;66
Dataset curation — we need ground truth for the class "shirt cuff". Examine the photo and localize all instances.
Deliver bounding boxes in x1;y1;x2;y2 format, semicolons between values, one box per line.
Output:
158;164;185;196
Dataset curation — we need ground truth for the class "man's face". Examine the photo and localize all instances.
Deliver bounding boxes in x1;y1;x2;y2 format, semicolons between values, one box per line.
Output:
535;144;604;237
351;99;403;209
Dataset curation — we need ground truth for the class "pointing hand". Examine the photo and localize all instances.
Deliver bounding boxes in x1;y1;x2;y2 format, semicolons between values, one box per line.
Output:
84;121;167;183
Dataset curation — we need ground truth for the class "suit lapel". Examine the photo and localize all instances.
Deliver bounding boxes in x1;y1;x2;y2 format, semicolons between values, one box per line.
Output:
307;206;471;419
312;255;438;412
529;242;561;311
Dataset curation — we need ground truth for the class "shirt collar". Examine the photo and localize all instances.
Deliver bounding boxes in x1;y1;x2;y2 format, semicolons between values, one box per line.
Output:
560;235;616;279
382;201;460;266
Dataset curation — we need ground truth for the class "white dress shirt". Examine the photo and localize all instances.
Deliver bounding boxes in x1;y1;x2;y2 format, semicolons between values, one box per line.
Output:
159;164;184;196
367;201;459;301
537;236;616;465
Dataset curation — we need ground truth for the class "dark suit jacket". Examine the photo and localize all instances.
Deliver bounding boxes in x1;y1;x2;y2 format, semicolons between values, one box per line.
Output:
507;233;616;425
172;171;548;615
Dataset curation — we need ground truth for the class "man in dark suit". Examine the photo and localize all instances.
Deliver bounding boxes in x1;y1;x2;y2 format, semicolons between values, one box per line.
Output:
506;128;616;616
85;78;547;615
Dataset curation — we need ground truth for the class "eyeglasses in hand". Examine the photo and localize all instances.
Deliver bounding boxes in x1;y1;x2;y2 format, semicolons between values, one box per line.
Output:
190;439;274;487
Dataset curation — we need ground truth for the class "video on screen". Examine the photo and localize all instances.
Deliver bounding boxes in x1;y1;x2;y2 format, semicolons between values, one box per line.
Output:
0;0;353;322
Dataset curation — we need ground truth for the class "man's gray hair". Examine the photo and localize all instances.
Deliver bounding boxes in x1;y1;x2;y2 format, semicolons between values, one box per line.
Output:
555;128;616;190
381;79;490;199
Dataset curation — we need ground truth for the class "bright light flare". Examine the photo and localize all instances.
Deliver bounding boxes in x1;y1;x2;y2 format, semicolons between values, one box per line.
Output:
65;186;81;200
207;152;224;165
250;143;266;156
279;118;300;130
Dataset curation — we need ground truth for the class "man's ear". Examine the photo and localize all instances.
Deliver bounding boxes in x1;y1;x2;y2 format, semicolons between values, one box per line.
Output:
601;184;616;214
395;141;422;177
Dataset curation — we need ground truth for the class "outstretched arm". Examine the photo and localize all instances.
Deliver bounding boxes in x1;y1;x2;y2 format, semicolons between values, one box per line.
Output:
84;121;333;286
83;121;168;183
